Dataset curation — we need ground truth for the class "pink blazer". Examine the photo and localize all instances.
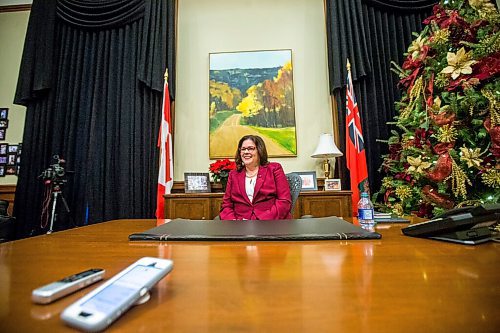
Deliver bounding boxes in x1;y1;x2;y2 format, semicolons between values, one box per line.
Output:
219;162;292;220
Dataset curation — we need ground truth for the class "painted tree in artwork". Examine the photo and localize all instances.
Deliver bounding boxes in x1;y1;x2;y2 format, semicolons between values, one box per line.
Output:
375;0;500;217
237;61;295;128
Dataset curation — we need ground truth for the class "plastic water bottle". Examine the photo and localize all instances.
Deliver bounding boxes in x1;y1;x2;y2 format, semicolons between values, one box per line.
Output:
358;192;376;230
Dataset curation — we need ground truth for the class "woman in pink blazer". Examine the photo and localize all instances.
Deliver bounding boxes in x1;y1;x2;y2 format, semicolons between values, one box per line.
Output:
220;135;292;220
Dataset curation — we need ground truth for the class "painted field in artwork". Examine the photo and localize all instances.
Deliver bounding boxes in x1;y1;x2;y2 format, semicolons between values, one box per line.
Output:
209;49;297;158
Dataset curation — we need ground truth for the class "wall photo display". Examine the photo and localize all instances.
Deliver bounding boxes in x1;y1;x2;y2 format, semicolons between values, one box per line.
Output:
0;142;22;176
0;108;8;120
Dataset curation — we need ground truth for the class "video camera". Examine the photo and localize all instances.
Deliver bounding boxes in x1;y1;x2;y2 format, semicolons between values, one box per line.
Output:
39;155;68;185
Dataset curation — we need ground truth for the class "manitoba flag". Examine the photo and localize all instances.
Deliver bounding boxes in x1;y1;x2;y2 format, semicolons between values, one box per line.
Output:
345;63;369;216
156;71;173;219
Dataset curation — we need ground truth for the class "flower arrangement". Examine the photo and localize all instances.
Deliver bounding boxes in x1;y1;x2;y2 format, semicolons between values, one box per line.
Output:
374;0;500;218
209;159;237;182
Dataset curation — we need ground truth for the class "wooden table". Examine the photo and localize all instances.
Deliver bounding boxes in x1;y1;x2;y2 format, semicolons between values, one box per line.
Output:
0;219;498;332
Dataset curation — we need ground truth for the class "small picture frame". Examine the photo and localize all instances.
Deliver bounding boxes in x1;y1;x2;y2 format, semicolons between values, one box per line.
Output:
0;156;6;164
0;144;6;155
184;172;211;193
5;165;16;175
8;144;17;153
0;129;5;141
0;108;8;120
0;165;5;177
7;154;16;165
296;171;318;191
0;120;8;128
5;165;17;175
324;178;342;191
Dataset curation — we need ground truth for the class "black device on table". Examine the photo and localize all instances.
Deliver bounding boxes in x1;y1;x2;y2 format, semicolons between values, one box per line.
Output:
402;204;500;245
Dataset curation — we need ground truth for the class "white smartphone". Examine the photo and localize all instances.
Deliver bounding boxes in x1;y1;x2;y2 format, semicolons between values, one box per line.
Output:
61;257;173;332
32;268;105;304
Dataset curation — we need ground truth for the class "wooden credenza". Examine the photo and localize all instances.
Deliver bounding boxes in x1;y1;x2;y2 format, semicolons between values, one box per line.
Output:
164;190;352;219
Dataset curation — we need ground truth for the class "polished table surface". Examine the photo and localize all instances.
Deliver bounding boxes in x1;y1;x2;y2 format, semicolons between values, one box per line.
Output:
0;219;498;332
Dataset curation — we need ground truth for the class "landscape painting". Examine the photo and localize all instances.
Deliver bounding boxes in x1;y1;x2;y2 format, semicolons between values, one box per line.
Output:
209;49;297;158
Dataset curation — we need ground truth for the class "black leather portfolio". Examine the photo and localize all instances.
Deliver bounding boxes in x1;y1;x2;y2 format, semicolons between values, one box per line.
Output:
129;216;381;241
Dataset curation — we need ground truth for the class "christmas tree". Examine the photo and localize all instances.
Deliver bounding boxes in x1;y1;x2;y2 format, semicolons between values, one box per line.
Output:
375;0;500;218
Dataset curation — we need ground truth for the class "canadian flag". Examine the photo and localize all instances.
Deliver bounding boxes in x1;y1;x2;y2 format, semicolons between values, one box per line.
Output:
156;73;173;219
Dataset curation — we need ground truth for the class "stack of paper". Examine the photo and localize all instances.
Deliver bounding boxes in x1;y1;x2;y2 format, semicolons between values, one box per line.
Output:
374;212;392;219
374;212;409;223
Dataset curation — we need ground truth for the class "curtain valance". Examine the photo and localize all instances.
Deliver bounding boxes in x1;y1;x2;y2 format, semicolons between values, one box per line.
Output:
57;0;145;29
15;0;173;105
362;0;437;10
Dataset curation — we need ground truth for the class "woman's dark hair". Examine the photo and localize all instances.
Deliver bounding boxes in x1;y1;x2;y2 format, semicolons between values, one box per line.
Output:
235;135;269;171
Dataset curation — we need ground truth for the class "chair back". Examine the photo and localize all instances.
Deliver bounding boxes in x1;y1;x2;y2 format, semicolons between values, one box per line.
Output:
286;173;302;214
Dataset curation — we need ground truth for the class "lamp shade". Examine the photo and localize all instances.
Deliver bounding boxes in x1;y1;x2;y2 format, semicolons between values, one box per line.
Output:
311;133;343;158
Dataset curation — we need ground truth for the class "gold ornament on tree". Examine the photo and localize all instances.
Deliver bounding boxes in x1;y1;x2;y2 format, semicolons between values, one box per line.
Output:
481;169;500;188
482;88;500;126
395;186;412;201
407;156;432;175
437;124;458;143
444;159;472;198
459;146;483;168
440;47;477;80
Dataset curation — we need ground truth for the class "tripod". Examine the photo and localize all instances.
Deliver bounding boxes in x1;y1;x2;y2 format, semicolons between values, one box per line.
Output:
47;183;70;234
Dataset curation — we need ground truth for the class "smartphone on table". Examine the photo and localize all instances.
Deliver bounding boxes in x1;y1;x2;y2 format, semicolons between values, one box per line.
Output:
61;257;174;332
32;268;105;304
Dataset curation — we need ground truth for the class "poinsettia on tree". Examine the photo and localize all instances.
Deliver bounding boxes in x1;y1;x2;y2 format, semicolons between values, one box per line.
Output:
375;0;500;218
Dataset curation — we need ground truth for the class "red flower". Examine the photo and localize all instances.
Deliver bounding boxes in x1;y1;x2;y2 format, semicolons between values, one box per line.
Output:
424;6;467;29
413;128;433;149
388;143;402;161
414;202;434;218
209;159;236;181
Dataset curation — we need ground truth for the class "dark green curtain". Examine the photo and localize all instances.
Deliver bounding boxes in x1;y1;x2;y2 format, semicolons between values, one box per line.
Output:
325;0;436;193
13;0;176;238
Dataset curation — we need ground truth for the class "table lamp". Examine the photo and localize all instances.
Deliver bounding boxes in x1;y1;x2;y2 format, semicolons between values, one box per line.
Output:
311;133;343;179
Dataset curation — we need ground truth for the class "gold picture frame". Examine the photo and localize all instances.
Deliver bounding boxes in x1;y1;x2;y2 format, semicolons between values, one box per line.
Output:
209;49;297;158
324;178;341;191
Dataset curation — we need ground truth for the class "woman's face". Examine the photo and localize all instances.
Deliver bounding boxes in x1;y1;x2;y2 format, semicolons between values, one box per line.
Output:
240;139;260;168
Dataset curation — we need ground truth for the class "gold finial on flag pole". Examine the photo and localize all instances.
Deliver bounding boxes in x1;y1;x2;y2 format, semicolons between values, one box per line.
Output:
164;68;169;81
346;58;351;72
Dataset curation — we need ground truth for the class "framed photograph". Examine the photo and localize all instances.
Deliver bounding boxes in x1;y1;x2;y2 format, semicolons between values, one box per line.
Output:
296;171;318;191
0;144;6;155
0;120;8;128
8;144;17;153
209;49;297;158
0;129;5;141
7;154;16;165
0;156;6;164
184;172;211;193
0;166;4;177
5;166;16;175
0;108;8;120
324;178;342;191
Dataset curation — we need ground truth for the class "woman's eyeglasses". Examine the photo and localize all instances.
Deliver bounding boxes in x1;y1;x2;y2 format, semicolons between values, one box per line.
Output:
239;147;256;152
